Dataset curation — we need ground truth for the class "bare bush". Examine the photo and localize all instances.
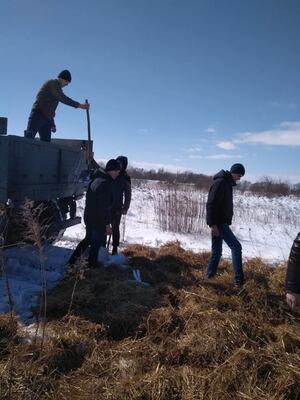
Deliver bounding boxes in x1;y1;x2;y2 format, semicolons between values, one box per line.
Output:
133;181;300;239
233;191;300;228
153;183;207;233
249;177;291;197
128;167;212;190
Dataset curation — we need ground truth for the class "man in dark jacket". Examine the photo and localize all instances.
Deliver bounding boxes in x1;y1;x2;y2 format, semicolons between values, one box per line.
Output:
67;159;120;267
206;163;246;287
24;70;89;142
285;232;300;311
110;156;132;255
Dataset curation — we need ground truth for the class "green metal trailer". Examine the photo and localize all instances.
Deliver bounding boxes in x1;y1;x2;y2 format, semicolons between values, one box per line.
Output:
0;128;92;244
0;135;90;203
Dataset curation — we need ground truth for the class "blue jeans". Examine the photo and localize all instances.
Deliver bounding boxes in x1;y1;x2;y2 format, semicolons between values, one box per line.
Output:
207;224;244;284
89;229;106;265
24;110;52;142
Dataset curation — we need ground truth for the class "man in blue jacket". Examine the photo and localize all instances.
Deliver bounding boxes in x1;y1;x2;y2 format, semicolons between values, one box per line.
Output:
24;69;89;142
206;163;245;287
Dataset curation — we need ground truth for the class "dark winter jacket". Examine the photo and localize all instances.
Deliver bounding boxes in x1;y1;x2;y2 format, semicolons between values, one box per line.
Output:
285;232;300;294
111;171;131;212
32;79;79;120
206;170;236;227
84;169;113;229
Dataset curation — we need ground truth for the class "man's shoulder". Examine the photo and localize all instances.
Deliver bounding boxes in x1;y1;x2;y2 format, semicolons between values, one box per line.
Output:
90;176;109;192
42;79;59;89
210;177;226;189
116;173;131;185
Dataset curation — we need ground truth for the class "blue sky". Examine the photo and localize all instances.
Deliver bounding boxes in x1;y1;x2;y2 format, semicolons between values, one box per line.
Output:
1;0;300;182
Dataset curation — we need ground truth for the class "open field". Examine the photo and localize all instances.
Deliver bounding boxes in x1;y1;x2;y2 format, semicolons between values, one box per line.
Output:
1;242;300;400
1;181;300;399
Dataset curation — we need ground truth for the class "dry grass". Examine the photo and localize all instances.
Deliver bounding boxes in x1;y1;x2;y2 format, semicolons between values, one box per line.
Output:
1;242;300;400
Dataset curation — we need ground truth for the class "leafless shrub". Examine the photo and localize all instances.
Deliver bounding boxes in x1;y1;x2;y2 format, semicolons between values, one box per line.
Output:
290;183;300;196
233;192;300;228
249;177;291;197
153;183;207;233
129;167;212;190
20;201;49;350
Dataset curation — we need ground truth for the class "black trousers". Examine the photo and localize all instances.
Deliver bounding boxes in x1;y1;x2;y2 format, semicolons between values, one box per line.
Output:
68;226;106;266
25;110;52;142
111;210;122;247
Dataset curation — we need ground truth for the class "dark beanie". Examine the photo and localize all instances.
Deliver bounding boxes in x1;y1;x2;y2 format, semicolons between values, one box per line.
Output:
105;159;121;172
58;70;72;82
230;163;245;176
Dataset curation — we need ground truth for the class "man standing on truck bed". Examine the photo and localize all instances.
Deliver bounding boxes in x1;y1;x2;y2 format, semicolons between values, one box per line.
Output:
24;69;89;142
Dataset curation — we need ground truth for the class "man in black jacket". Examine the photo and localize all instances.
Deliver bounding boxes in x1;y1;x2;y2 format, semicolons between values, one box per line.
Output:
206;163;245;287
110;156;132;255
285;232;300;311
68;159;120;267
24;70;89;142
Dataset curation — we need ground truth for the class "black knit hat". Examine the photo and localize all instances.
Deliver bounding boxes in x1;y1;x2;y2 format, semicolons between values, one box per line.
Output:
105;159;121;172
58;70;72;82
230;163;245;176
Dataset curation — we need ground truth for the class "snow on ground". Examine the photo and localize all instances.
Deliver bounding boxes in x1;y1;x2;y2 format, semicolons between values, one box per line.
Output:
1;180;299;322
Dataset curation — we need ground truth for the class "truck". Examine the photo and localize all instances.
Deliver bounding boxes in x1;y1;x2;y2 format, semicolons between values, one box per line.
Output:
0;117;91;245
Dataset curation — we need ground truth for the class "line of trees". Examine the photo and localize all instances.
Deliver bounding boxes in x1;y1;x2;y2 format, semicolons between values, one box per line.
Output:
127;167;300;197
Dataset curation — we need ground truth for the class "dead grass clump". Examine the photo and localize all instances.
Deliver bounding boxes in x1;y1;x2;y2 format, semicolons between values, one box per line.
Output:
103;283;160;339
41;337;88;376
244;257;271;287
157;241;209;269
2;243;300;399
0;343;56;400
205;346;300;400
275;325;300;354
124;244;157;259
47;267;161;340
139;307;185;341
155;254;191;275
0;314;18;354
268;264;286;292
49;315;106;340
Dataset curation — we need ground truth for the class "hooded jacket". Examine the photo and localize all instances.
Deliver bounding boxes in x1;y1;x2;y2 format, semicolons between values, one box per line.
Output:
112;156;131;212
111;171;131;212
84;169;113;229
206;170;236;227
285;232;300;294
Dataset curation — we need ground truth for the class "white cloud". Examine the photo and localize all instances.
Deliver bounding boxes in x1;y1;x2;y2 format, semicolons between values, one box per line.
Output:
206;154;242;160
217;141;237;150
184;146;202;153
236;121;300;146
188;154;203;159
203;127;216;134
268;101;298;110
138;128;149;134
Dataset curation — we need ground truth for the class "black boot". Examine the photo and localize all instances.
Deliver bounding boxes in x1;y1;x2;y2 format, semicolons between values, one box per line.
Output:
112;246;118;255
